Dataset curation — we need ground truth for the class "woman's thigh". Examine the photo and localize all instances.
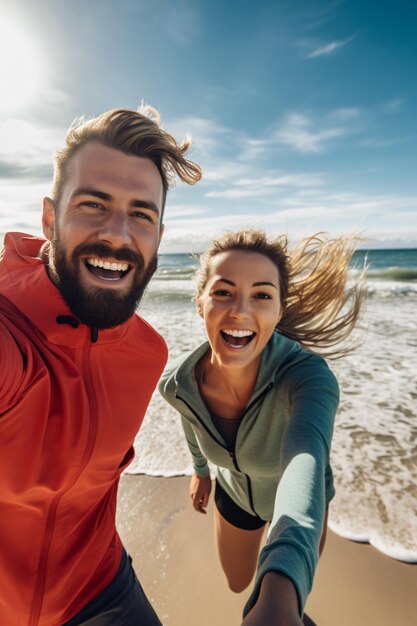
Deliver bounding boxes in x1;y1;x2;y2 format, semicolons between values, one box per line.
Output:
214;507;266;592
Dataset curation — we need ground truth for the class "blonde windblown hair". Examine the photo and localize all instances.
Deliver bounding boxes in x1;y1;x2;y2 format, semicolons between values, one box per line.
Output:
195;230;366;359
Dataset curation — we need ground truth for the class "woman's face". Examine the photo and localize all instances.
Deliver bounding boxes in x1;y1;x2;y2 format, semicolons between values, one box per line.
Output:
197;250;282;371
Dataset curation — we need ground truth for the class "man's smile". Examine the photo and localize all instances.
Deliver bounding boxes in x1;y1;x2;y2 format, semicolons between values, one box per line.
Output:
84;256;133;281
80;254;135;285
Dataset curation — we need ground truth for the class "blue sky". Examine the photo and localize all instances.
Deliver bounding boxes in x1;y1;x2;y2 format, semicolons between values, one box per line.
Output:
0;0;416;251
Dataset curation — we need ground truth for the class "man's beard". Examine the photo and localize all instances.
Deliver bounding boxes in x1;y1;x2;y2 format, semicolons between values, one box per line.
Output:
48;236;158;329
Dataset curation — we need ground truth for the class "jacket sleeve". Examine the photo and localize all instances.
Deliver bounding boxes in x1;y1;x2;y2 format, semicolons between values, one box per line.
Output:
244;361;339;617
158;356;210;478
180;415;211;477
0;318;25;413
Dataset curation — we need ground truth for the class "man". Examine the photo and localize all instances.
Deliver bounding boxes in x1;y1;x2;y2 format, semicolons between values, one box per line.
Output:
0;106;201;625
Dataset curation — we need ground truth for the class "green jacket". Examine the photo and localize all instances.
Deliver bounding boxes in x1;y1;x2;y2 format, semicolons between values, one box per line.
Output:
158;331;339;615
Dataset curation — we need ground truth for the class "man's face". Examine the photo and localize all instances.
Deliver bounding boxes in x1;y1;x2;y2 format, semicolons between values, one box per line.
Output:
42;142;164;329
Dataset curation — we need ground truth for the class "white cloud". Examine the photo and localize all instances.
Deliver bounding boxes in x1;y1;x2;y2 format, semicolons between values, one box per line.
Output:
165;116;233;160
383;98;406;113
2;109;415;252
206;188;266;199
271;206;331;220
238;137;270;161
160;187;417;251
0;117;63;175
330;107;361;121
305;37;354;59
274;113;345;153
205;172;325;199
202;161;250;184
164;204;205;218
236;174;325;188
0;180;47;236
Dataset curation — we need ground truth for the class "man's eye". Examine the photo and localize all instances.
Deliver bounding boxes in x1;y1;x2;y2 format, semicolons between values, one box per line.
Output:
131;211;153;222
82;201;105;211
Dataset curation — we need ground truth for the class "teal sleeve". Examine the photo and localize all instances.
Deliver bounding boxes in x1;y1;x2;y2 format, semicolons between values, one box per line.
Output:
180;415;210;477
157;358;210;478
244;364;339;617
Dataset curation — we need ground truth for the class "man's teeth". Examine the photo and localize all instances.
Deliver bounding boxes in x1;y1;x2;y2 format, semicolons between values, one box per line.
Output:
86;258;129;272
223;329;254;338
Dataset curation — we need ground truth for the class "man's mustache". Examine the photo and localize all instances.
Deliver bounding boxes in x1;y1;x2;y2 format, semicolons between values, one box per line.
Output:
71;242;144;267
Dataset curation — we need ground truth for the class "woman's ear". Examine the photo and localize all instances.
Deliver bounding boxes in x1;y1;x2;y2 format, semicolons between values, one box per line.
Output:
196;297;203;318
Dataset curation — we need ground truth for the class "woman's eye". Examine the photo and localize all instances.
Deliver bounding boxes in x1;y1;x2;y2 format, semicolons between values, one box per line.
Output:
255;292;272;300
213;289;231;297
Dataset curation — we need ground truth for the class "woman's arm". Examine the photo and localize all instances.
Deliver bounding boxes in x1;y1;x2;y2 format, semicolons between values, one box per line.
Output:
189;472;212;514
180;415;211;477
180;417;212;513
244;361;339;618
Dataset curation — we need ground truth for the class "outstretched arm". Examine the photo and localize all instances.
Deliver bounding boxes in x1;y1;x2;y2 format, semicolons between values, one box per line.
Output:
243;361;339;620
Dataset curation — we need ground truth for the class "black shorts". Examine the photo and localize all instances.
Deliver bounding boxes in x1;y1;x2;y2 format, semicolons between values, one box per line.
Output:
64;549;162;626
215;479;267;531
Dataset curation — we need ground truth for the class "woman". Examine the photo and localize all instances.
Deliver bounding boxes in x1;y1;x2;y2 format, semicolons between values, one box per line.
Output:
159;230;365;626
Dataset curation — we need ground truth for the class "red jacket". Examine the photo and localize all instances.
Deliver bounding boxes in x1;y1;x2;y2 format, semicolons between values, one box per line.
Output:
0;233;168;626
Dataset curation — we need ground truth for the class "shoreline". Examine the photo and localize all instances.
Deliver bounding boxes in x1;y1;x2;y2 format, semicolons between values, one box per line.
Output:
117;474;417;626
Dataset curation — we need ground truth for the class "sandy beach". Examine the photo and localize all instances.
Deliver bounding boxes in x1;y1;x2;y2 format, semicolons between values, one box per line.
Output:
116;474;417;626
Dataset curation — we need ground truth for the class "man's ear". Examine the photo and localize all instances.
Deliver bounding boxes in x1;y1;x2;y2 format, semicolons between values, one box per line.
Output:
42;197;55;241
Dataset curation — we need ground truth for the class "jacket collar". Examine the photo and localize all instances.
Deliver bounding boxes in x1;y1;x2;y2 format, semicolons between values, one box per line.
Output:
173;331;298;405
0;232;129;347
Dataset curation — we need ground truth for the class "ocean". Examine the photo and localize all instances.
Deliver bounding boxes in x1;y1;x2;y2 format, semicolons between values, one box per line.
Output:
131;248;417;564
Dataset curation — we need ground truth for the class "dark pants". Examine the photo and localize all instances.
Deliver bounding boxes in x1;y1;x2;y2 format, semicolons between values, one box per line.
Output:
64;550;163;626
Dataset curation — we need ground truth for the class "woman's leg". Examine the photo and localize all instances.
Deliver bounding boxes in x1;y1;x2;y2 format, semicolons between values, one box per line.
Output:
214;506;266;593
214;504;329;594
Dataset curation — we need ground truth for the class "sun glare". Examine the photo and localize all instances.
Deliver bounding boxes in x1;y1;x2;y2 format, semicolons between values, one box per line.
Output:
0;17;43;112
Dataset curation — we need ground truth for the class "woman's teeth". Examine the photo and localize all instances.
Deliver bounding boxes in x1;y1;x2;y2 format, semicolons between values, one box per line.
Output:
223;329;254;338
221;329;255;348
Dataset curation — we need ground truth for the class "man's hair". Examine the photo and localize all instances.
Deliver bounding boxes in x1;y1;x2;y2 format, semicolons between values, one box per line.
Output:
195;229;367;358
52;104;202;218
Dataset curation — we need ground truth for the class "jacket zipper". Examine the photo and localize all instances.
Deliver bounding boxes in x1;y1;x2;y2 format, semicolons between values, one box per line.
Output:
175;382;273;517
28;337;99;626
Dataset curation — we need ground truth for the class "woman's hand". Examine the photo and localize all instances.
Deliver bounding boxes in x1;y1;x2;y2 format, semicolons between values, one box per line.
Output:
189;473;212;514
240;572;303;626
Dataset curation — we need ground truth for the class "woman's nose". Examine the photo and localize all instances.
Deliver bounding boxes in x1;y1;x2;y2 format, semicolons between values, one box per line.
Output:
229;296;250;319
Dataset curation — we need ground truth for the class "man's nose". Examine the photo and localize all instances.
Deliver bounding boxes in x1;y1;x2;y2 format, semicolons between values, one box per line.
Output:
97;210;131;248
